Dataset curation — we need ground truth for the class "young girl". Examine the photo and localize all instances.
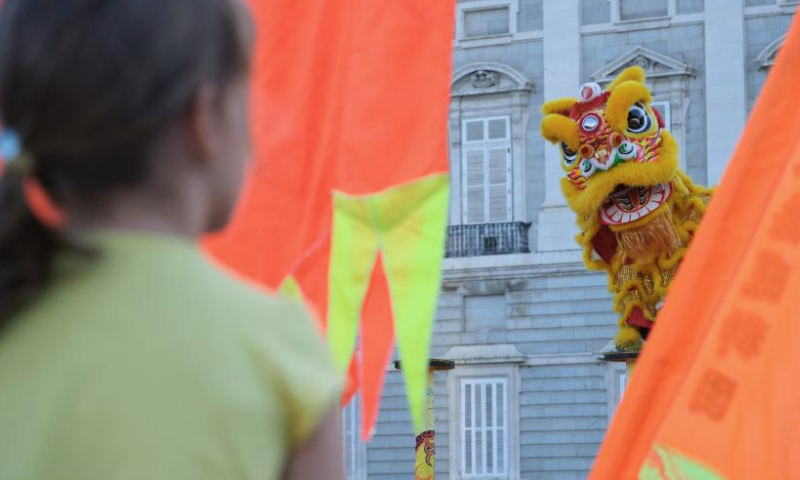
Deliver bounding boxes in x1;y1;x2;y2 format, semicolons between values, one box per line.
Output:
0;0;343;479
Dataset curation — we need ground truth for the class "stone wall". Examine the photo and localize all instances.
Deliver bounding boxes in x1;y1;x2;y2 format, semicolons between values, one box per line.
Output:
519;0;544;31
745;14;793;112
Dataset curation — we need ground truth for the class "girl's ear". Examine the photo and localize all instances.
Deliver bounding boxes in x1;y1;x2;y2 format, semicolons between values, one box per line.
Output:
183;85;224;165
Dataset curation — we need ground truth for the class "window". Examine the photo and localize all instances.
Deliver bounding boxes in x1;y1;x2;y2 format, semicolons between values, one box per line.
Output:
619;0;668;20
651;100;672;130
455;1;522;44
465;295;506;332
449;63;532;241
606;364;629;421
342;397;367;480
448;363;520;480
461;378;508;478
676;0;704;14
618;370;629;406
462;117;512;224
650;98;687;168
464;6;511;38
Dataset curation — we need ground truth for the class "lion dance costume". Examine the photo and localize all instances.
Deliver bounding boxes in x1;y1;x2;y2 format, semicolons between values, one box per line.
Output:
540;66;713;351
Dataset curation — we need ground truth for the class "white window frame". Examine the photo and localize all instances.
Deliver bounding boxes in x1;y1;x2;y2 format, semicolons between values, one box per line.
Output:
342;397;367;480
781;0;800;15
461;378;508;479
455;0;522;47
461;116;513;225
605;363;629;421
650;100;672;133
611;0;675;23
646;82;688;170
448;364;520;480
745;1;798;17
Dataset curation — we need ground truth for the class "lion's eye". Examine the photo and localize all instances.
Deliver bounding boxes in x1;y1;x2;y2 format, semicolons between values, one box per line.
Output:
561;142;578;166
627;103;652;134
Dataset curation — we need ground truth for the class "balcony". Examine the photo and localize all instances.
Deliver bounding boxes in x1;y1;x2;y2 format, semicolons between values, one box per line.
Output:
446;222;532;258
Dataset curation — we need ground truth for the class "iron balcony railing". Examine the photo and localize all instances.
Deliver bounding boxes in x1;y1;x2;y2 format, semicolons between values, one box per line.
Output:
446;222;532;258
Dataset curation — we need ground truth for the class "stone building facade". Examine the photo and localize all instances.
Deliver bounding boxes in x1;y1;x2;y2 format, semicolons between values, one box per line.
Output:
342;1;797;479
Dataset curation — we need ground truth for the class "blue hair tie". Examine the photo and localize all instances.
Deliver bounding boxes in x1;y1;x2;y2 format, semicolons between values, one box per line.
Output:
0;129;22;162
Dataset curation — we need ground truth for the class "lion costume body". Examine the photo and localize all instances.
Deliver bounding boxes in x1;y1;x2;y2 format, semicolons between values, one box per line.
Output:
540;66;714;350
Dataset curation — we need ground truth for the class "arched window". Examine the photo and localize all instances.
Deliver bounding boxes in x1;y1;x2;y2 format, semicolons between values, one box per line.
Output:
447;63;533;258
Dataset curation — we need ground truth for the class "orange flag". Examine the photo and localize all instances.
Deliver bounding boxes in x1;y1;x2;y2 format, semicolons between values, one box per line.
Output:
205;0;455;437
590;12;800;480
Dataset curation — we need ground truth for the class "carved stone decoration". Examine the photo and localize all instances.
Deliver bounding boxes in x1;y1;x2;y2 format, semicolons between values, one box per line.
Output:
757;35;785;71
470;70;500;88
591;47;695;84
633;55;650;70
451;62;533;98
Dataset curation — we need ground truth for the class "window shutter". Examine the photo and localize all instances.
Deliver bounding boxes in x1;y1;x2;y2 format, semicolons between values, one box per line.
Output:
476;385;483;473
486;383;494;472
342;401;354;480
619;0;668;20
342;398;366;480
464;6;510;38
466;120;484;141
496;380;507;473
462;117;512;225
461;378;509;478
487;147;510;223
487;118;507;139
464;382;474;476
465;149;486;224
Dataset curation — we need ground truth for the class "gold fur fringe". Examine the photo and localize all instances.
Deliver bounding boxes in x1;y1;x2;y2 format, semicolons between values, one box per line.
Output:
557;66;716;350
613;209;681;264
575;183;711;350
615;326;643;351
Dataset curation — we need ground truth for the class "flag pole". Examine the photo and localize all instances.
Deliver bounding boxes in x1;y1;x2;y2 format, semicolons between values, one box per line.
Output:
394;359;455;480
600;345;640;385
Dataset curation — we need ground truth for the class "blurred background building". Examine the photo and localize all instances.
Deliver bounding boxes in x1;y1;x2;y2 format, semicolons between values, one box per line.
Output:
343;1;796;479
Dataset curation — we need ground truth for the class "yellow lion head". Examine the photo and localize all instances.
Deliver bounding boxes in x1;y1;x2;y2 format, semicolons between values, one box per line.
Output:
540;66;680;227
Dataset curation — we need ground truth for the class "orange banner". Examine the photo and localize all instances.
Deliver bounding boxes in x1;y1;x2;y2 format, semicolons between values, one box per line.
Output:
205;0;455;437
590;12;800;480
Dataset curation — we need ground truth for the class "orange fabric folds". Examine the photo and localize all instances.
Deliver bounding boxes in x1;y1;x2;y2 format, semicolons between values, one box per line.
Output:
204;0;455;438
590;12;800;480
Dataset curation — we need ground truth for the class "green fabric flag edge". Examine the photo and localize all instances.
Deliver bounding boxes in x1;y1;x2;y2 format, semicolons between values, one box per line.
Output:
327;173;449;434
639;443;730;480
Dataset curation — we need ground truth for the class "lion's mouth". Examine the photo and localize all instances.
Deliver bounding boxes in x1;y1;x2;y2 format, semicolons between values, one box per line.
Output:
599;183;672;225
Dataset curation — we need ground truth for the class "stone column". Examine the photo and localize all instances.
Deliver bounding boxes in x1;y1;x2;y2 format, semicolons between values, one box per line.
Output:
704;0;746;185
537;0;582;252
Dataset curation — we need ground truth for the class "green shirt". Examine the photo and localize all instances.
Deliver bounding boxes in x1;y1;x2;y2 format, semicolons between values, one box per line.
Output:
0;232;341;480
